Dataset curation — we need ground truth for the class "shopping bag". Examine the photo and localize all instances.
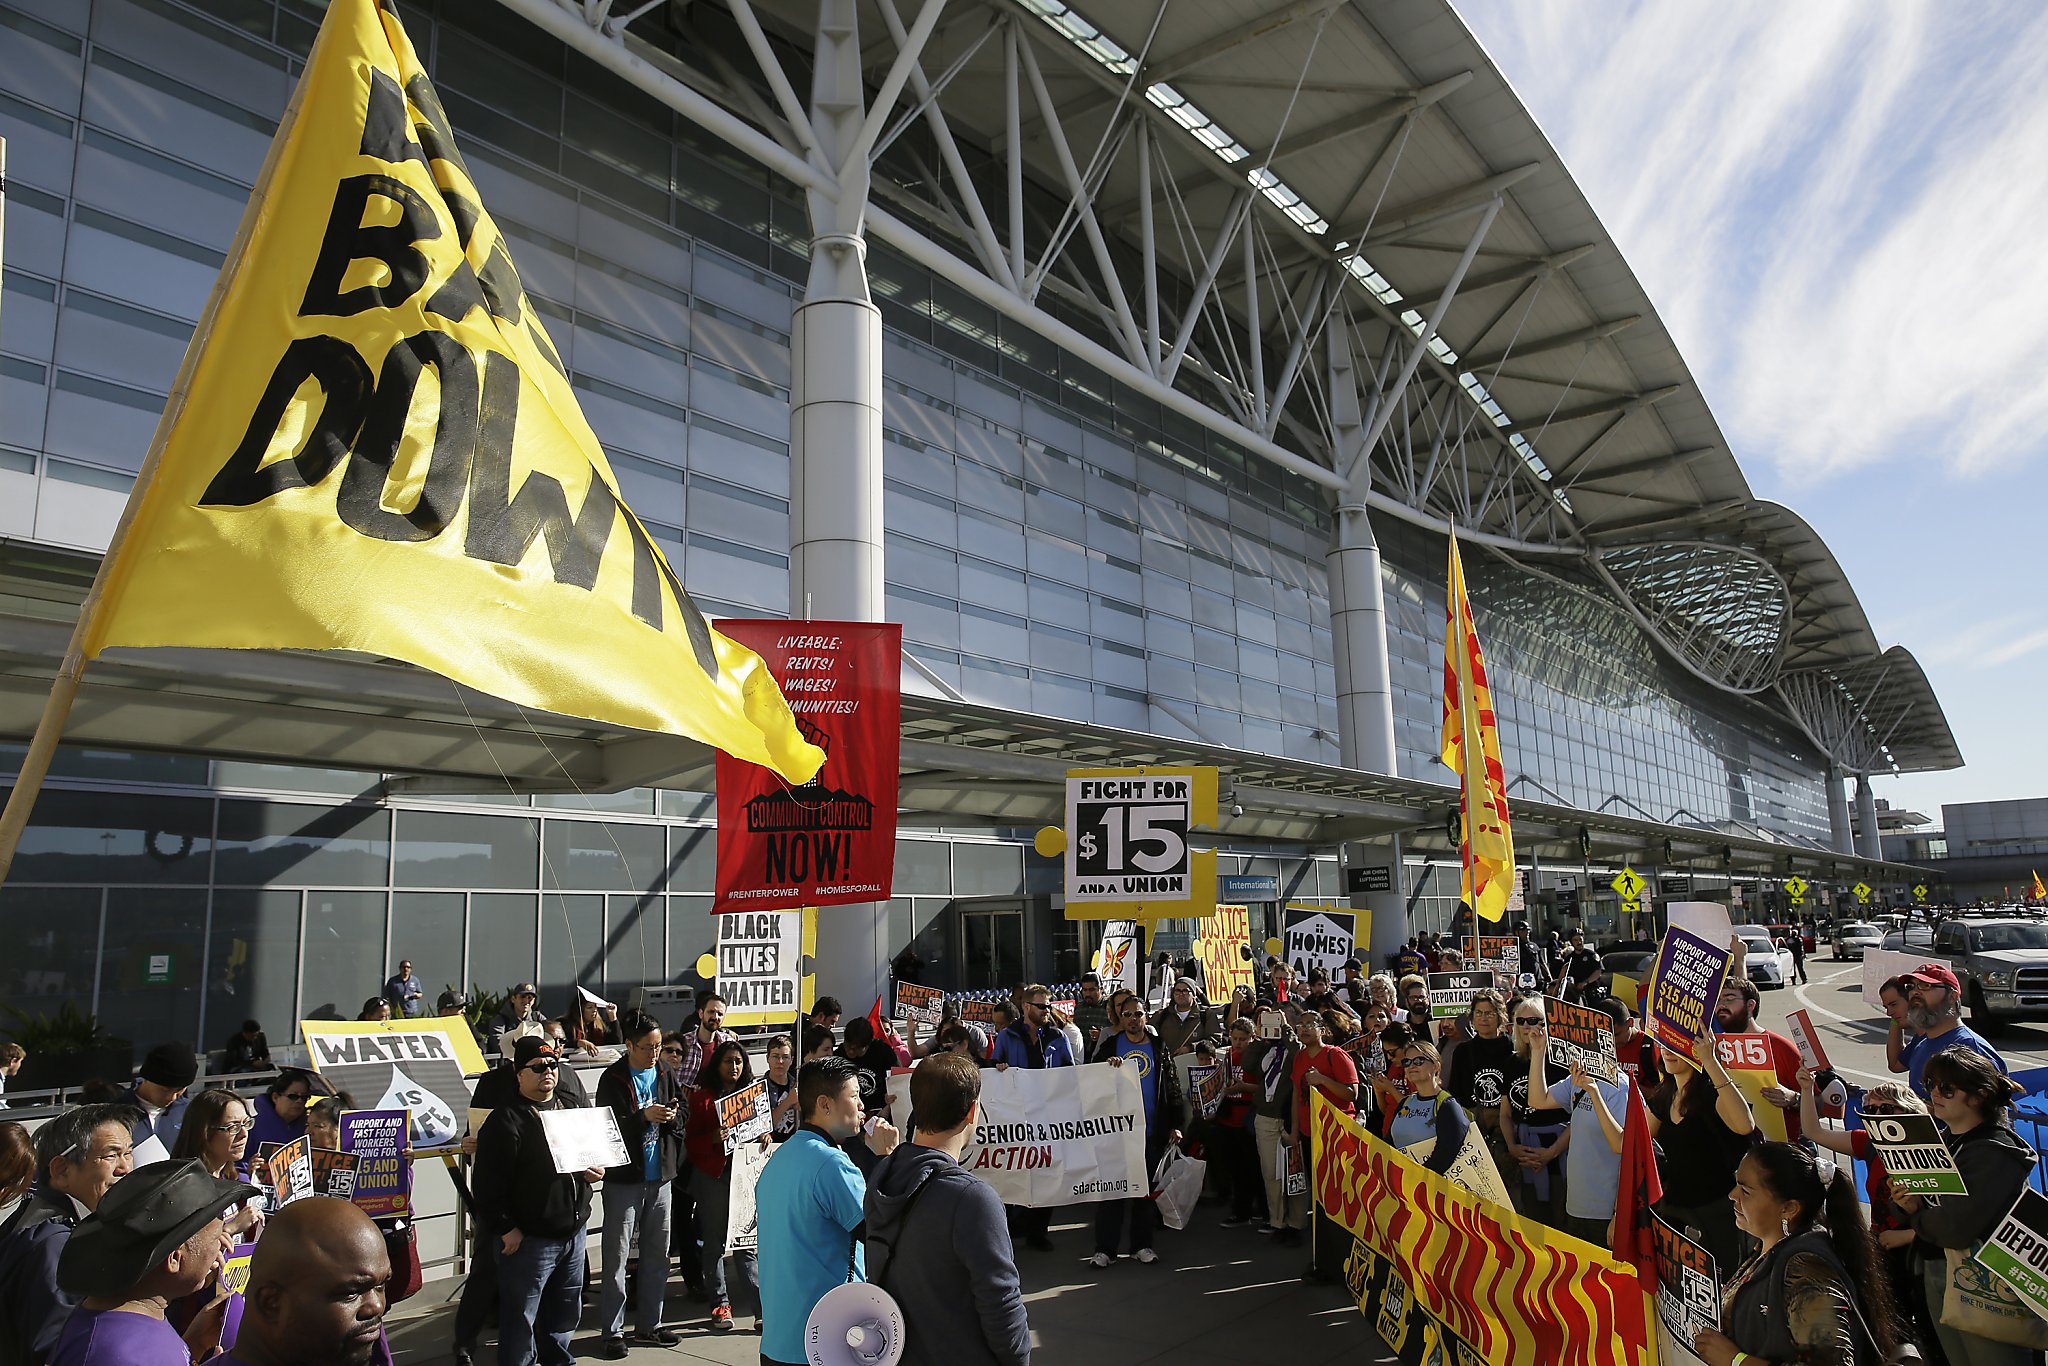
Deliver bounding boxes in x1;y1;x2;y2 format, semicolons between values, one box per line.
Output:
1152;1144;1207;1231
1944;1247;2048;1348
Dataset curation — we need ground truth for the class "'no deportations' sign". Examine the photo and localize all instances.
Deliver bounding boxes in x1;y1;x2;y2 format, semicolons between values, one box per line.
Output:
1864;1112;1968;1196
887;1061;1146;1207
1648;927;1730;1058
1978;1188;2048;1322
1065;774;1193;902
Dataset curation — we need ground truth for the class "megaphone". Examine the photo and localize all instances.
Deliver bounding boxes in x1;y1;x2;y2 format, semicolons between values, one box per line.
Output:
805;1281;905;1366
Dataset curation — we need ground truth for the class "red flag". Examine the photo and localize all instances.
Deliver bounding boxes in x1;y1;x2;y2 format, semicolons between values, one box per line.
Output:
1610;1074;1664;1288
867;995;885;1037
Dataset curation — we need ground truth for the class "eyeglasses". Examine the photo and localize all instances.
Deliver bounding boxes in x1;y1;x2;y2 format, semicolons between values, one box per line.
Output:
524;1061;561;1074
211;1121;256;1135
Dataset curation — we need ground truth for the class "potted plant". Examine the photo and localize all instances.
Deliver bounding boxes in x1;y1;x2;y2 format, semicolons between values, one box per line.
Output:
3;1002;135;1093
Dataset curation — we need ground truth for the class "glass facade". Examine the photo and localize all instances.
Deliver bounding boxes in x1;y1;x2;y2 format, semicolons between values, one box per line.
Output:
0;0;1834;1050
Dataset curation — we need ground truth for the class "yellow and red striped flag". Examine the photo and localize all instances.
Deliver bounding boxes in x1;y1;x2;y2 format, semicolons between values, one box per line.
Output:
1441;534;1516;922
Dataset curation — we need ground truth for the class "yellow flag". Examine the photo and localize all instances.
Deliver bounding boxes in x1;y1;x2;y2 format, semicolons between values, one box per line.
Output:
77;0;823;784
2033;870;2046;901
1440;534;1515;921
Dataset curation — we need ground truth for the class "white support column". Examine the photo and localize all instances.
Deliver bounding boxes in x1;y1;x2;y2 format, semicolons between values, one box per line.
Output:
793;0;889;1015
1826;763;1854;856
1854;772;1883;862
1324;314;1407;972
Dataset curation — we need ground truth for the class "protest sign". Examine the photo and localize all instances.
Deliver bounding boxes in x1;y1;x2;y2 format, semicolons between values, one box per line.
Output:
267;1136;313;1206
1401;1123;1511;1207
1863;1112;1968;1196
1646;928;1729;1058
217;1242;257;1353
300;1019;479;1149
1544;996;1619;1082
1464;935;1519;982
1196;905;1255;1000
714;621;901;913
1976;1188;2048;1322
718;1080;772;1153
959;999;1006;1024
1784;1009;1833;1073
339;1109;412;1219
1186;1062;1224;1120
1096;920;1141;993
1284;905;1357;980
1610;973;1644;1014
1427;971;1493;1019
726;1131;771;1253
1862;948;1924;1011
1666;902;1733;953
1712;1034;1791;1141
309;1148;358;1199
886;1061;1145;1207
714;907;816;1028
894;981;943;1026
1312;1091;1651;1366
537;1107;630;1174
1652;1212;1721;1343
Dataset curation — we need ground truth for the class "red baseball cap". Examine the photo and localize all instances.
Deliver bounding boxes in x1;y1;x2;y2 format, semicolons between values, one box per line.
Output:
1901;962;1961;993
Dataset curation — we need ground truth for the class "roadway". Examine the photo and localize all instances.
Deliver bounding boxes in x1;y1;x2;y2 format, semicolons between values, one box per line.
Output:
1755;953;2048;1086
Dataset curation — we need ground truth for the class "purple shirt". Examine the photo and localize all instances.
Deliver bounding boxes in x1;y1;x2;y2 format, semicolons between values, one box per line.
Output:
52;1308;189;1366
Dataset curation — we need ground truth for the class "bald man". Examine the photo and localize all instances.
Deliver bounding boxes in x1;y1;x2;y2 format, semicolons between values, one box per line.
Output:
215;1198;391;1366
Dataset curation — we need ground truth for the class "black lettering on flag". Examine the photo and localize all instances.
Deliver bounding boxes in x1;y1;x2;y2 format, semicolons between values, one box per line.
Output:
301;173;442;317
336;330;476;541
464;352;615;589
201;336;372;505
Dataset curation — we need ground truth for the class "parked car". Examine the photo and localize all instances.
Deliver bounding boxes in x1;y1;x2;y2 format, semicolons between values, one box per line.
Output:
1769;923;1818;954
1830;922;1883;961
1923;918;2048;1032
1732;924;1794;989
1598;941;1658;996
1881;923;1937;954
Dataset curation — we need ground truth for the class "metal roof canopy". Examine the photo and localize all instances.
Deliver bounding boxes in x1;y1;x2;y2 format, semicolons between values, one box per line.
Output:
0;544;1922;884
520;0;1959;774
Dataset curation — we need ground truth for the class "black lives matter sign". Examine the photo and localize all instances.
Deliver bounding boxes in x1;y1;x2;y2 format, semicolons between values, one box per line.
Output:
1066;774;1193;902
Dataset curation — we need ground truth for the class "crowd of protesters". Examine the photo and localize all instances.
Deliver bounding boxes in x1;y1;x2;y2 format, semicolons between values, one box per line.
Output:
5;927;2048;1366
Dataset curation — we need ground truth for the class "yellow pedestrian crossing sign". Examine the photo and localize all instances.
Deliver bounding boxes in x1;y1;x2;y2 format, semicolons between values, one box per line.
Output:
1611;866;1646;902
1784;875;1808;903
1913;883;1928;902
1854;881;1872;904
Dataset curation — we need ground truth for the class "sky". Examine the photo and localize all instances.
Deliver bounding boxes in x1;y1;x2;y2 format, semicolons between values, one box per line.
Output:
1451;0;2048;826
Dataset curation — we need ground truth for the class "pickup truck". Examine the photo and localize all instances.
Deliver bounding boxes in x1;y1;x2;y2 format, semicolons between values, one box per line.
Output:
1925;917;2048;1032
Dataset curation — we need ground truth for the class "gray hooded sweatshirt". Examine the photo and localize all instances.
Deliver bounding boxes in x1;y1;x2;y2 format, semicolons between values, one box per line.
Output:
864;1144;1032;1366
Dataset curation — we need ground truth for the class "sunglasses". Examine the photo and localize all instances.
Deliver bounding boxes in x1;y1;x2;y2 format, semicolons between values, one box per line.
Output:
1514;1018;1543;1026
524;1061;561;1074
1120;1009;1145;1019
279;1091;310;1103
661;1045;684;1055
1929;1082;1963;1098
1402;1057;1433;1069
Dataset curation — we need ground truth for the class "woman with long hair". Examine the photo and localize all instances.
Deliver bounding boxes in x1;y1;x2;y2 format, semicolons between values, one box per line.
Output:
1385;1040;1469;1177
683;1040;763;1333
248;1069;315;1151
1445;989;1515;1166
1693;1141;1901;1366
1891;1046;2037;1366
1642;1029;1754;1273
169;1088;264;1237
1499;999;1569;1229
0;1121;34;1219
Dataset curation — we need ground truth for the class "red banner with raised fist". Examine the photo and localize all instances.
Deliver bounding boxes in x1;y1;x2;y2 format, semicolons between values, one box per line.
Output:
713;622;901;913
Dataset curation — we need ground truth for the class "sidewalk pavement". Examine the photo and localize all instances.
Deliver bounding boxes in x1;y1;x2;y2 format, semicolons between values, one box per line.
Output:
384;1203;1395;1365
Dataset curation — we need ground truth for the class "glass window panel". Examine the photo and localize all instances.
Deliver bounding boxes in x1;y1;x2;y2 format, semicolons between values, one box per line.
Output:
0;787;213;883
206;889;300;1055
894;839;950;894
666;894;714;984
390;892;466;1011
606;894;664;1005
394;810;538;888
952;842;1023;896
469;893;538;1001
539;893;605;1006
0;885;102;1035
99;887;207;1052
666;823;715;892
298;891;387;1024
543;820;665;893
214;801;389;886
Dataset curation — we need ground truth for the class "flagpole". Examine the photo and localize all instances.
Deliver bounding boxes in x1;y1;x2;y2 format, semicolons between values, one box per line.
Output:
0;4;338;887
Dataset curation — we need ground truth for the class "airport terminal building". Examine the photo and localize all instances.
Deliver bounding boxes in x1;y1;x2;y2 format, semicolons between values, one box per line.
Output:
0;0;1960;1054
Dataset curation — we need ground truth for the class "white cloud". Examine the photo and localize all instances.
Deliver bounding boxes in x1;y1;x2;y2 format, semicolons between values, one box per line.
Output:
1453;0;2048;485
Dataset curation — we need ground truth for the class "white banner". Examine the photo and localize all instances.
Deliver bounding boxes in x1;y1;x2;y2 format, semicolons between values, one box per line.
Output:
1862;948;1925;1011
887;1062;1146;1207
1283;905;1356;980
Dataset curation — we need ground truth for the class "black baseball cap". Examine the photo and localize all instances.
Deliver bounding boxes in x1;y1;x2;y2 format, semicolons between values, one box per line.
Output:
58;1160;259;1299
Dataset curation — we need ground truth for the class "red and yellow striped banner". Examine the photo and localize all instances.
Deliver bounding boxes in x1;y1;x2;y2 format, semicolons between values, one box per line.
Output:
1312;1090;1653;1366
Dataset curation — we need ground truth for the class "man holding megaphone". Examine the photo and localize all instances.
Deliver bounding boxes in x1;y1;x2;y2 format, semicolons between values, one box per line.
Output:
864;1054;1032;1366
